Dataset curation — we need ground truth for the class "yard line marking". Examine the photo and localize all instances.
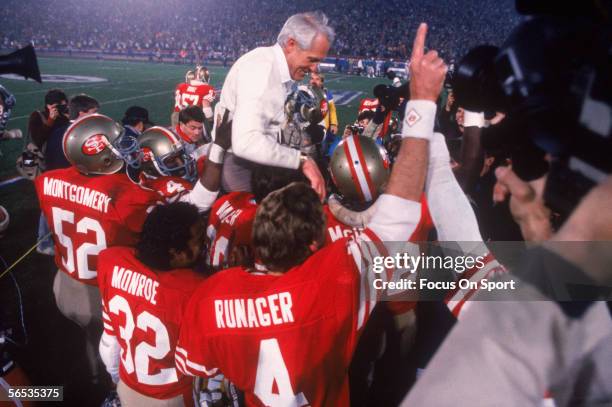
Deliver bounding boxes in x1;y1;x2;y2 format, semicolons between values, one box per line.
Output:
12;76;178;96
99;90;172;105
0;176;25;189
339;91;362;105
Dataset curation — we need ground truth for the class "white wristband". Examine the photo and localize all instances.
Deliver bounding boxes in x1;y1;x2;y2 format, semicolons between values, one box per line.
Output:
463;110;485;128
208;143;225;164
203;106;213;119
401;100;436;140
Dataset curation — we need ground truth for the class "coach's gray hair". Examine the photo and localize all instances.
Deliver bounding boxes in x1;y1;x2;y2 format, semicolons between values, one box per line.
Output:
277;11;335;50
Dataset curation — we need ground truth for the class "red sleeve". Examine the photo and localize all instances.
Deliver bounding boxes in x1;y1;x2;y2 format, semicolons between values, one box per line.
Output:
97;250;116;337
114;187;159;235
175;286;219;378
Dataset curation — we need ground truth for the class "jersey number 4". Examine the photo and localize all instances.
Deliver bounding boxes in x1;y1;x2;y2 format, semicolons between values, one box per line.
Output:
52;207;106;279
254;339;309;406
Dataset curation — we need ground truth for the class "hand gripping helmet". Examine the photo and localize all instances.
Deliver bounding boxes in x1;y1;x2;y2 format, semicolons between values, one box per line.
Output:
330;135;391;203
138;126;197;182
63;114;140;175
285;85;324;124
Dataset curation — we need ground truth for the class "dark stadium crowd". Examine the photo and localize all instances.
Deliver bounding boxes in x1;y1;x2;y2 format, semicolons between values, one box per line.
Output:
1;0;520;61
0;4;611;407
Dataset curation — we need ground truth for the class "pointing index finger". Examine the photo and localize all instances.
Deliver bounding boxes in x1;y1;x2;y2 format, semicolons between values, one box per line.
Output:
411;23;428;62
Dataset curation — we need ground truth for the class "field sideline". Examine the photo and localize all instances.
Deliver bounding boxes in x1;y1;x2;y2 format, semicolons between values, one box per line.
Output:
0;57;381;403
0;55;381;236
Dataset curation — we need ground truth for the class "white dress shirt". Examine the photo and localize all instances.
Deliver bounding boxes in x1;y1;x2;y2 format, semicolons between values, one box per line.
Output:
214;43;301;169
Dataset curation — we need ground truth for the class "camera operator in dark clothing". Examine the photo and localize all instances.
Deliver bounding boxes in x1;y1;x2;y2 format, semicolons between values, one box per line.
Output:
403;6;612;405
45;94;99;171
27;89;69;150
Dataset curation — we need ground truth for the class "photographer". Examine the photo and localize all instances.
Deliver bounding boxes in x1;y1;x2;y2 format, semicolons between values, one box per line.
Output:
403;172;612;406
45;94;99;171
342;110;375;139
27;89;68;150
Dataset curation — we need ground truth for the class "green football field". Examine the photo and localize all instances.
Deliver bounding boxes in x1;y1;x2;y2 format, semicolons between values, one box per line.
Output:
0;56;379;323
0;57;381;399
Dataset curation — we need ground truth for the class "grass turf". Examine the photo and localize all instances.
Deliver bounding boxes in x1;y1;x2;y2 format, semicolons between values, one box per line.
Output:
0;56;382;404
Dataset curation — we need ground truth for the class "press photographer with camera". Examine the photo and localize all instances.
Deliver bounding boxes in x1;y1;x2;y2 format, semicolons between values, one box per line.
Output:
27;89;69;151
45;94;99;171
402;3;612;405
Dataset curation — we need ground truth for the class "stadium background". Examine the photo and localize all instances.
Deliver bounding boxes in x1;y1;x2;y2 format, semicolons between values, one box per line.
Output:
0;56;384;404
0;0;523;401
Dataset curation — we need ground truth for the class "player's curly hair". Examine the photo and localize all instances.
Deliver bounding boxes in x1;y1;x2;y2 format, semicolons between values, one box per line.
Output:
136;202;200;271
253;182;326;271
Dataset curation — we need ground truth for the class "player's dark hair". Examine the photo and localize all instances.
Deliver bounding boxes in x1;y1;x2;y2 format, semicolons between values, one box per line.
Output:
68;94;99;120
251;165;308;203
136;202;200;271
253;182;326;272
357;110;375;122
179;105;205;124
44;89;67;106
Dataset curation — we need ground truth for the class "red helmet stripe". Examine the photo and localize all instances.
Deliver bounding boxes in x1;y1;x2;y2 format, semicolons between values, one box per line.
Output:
343;139;366;201
345;136;374;201
352;136;377;200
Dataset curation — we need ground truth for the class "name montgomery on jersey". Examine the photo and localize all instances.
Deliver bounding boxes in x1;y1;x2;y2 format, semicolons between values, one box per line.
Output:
43;177;112;214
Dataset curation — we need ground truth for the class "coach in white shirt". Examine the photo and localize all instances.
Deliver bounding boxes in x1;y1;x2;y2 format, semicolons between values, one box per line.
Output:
214;11;334;198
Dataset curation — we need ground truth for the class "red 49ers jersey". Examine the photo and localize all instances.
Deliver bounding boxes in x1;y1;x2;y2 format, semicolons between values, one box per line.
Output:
35;167;161;285
138;174;194;203
323;195;434;245
177;228;391;406
358;98;379;114
174;82;216;112
206;192;258;269
98;247;204;400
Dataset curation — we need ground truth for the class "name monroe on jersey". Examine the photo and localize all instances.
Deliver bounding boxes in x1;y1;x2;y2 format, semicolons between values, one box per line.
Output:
43;177;112;214
110;265;160;305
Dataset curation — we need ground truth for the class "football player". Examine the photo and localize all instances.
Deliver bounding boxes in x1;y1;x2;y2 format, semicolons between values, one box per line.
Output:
206;165;307;271
131;110;232;208
174;22;447;405
35;114;162;389
327;134;434;243
97;202;206;406
175;106;208;161
36;112;228;389
172;65;215;135
174;24;505;405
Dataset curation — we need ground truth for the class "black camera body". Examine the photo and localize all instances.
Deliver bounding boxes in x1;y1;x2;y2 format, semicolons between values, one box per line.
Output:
373;83;409;111
56;103;69;116
452;13;611;218
347;124;364;136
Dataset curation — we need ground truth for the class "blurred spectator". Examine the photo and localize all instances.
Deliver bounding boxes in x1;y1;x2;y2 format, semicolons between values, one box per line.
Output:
0;0;520;62
121;105;152;138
